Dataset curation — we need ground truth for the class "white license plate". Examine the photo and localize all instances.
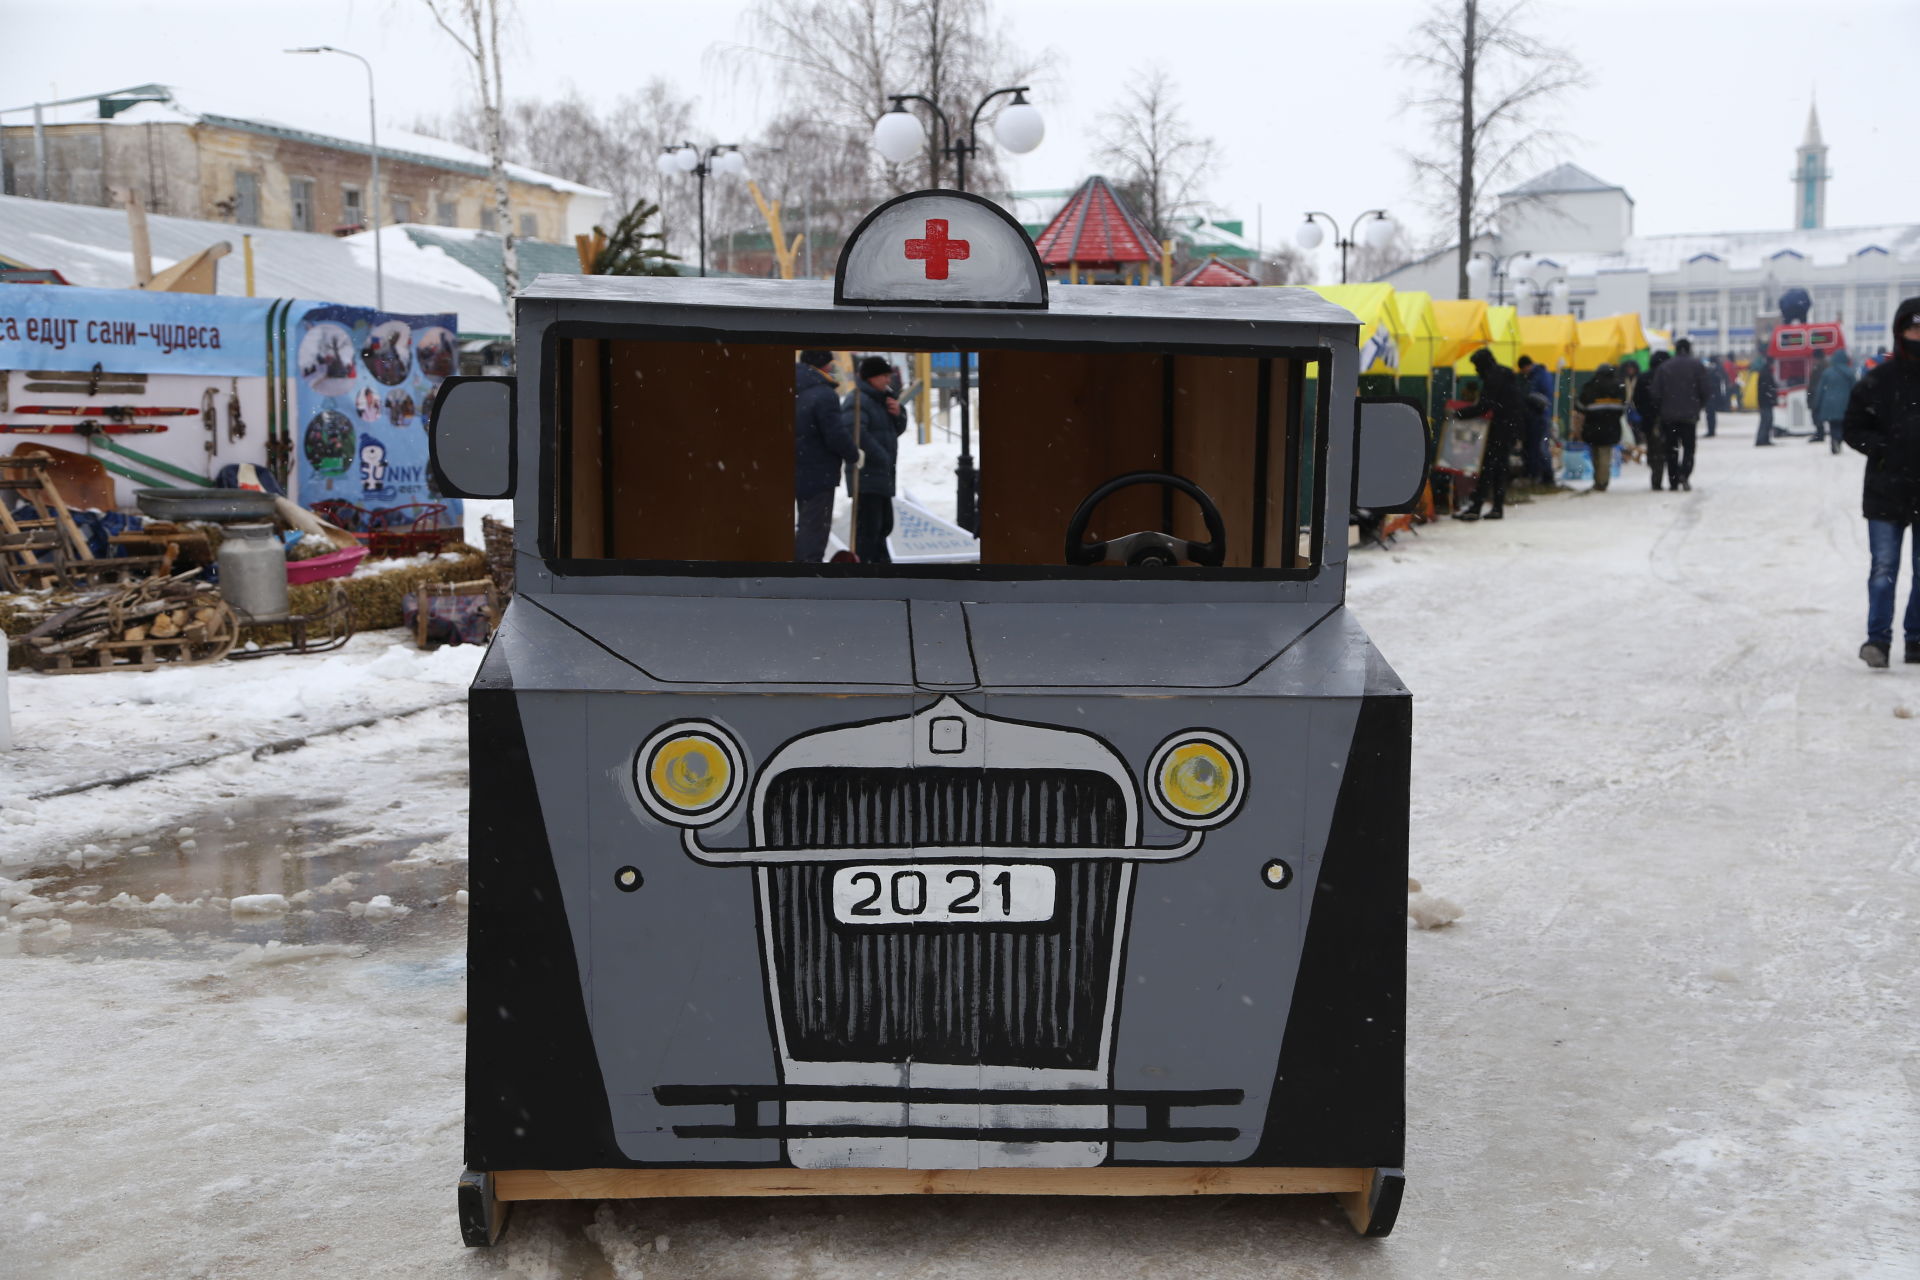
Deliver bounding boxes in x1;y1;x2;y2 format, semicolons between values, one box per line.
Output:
830;864;1056;925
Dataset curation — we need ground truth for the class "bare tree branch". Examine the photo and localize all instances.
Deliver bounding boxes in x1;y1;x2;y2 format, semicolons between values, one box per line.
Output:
1091;65;1217;248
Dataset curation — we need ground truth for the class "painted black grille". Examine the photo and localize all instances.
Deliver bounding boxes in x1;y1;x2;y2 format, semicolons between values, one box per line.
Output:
762;767;1127;1069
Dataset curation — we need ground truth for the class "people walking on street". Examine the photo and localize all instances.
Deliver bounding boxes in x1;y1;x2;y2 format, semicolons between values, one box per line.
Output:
1814;349;1857;455
1650;339;1715;491
1842;296;1920;668
1575;363;1628;492
1452;347;1529;521
1636;350;1671;486
1516;354;1557;485
792;349;857;562
843;355;907;563
1754;352;1780;446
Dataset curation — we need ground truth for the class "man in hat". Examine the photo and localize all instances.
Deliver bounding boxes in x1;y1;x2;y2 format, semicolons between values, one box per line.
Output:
793;349;857;562
1843;296;1920;667
842;355;907;562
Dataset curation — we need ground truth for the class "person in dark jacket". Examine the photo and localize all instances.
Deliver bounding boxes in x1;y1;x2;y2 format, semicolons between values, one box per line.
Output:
1842;296;1920;668
1452;347;1528;520
1813;349;1857;455
1576;363;1628;492
1516;354;1556;485
843;355;907;563
1635;350;1671;484
793;349;859;562
1649;338;1715;491
1702;354;1724;437
1753;352;1780;446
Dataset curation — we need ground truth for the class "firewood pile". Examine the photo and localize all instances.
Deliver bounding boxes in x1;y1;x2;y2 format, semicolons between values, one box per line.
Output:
17;569;239;674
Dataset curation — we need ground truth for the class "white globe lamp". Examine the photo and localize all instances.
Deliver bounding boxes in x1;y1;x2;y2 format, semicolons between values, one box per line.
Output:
712;148;746;178
994;98;1045;155
656;148;682;175
673;146;699;174
1362;213;1397;250
872;109;926;165
1293;218;1325;251
1549;279;1570;313
1466;254;1491;287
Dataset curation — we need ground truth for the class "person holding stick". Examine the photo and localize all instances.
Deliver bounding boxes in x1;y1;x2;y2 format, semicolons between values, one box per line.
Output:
842;355;906;563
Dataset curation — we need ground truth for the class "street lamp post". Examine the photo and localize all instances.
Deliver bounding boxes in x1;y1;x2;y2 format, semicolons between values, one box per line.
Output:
869;87;1044;534
1466;250;1522;307
1293;209;1395;285
657;142;746;277
287;46;382;310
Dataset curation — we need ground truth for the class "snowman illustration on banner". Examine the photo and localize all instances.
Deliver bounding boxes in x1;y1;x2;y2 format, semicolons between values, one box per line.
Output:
359;433;391;497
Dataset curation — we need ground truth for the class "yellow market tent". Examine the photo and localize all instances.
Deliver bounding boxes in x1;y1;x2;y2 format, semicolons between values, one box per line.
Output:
1517;314;1580;369
1302;283;1403;374
1430;299;1492;368
1391;290;1443;377
1574;313;1650;369
1452;304;1520;375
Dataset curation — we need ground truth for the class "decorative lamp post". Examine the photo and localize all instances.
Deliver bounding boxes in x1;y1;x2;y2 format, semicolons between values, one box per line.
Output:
869;87;1044;534
1522;256;1568;315
1293;209;1394;285
657;142;747;277
1465;250;1520;307
287;46;383;309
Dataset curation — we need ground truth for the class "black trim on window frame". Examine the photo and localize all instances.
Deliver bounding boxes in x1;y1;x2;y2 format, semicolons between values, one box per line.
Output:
534;322;1333;584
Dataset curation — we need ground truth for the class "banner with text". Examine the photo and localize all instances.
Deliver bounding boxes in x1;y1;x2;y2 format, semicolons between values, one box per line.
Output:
0;284;274;376
292;302;461;531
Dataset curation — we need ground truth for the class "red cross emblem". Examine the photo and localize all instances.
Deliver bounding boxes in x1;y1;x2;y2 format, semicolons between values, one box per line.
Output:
904;219;970;280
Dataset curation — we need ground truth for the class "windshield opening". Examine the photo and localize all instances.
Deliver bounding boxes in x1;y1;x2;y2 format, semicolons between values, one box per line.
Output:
548;335;1324;575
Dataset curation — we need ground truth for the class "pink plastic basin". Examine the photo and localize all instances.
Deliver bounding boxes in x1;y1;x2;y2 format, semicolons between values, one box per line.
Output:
285;545;369;585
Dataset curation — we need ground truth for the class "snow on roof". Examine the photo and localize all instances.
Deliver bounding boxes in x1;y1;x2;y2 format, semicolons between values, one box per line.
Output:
1547;223;1920;276
1500;163;1626;198
0;194;513;334
101;95;608;199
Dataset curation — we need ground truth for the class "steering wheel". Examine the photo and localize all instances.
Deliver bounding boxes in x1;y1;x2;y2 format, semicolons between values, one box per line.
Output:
1064;471;1227;567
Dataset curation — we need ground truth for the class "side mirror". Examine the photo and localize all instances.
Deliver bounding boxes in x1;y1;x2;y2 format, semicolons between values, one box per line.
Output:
430;375;517;499
1352;397;1431;514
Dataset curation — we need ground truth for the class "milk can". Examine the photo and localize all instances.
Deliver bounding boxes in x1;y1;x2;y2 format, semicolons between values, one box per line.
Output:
217;522;289;623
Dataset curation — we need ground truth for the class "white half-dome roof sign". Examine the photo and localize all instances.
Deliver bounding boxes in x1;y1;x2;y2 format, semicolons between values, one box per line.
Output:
835;190;1048;310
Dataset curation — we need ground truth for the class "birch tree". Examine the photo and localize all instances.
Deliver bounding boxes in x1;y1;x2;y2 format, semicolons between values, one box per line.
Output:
420;0;520;293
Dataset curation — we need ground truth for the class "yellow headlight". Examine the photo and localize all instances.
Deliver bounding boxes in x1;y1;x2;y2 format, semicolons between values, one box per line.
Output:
637;723;744;825
1148;732;1245;828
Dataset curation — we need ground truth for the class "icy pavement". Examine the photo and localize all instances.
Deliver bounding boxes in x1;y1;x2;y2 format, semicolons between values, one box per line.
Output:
2;418;1917;1277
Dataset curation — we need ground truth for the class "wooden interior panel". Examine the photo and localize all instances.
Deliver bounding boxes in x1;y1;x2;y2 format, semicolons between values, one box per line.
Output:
1168;357;1291;568
978;349;1164;565
588;340;793;561
565;339;607;557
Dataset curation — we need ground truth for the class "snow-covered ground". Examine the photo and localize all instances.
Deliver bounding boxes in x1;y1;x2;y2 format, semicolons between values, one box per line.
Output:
2;416;1917;1277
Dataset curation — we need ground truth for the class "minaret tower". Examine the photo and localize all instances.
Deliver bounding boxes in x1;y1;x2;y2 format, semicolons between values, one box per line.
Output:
1794;102;1830;230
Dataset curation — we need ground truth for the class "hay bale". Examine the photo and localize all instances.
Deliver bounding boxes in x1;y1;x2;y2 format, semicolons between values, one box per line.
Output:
247;545;486;644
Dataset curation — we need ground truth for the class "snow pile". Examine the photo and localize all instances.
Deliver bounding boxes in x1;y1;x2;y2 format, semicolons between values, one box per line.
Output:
228;894;290;917
1407;892;1464;930
224;941;364;969
348;895;410;922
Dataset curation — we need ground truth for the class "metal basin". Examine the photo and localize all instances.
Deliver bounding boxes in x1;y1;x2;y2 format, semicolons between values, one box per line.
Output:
134;488;280;522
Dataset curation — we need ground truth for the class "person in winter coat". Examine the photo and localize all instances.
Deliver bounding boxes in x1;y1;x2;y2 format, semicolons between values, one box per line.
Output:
1649;338;1715;491
1452;347;1529;520
1753;352;1780;446
1634;350;1670;482
1516;355;1556;485
842;355;907;563
1575;363;1628;492
1841;296;1920;668
1813;349;1857;454
793;349;859;562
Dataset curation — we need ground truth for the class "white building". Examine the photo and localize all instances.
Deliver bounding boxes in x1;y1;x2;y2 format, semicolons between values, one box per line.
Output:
1381;128;1920;359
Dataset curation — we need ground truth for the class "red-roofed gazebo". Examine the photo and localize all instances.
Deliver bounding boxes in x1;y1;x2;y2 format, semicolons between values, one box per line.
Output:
1173;256;1260;287
1032;175;1162;284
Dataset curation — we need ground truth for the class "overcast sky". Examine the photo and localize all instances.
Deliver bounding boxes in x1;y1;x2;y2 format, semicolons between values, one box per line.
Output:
8;0;1916;276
